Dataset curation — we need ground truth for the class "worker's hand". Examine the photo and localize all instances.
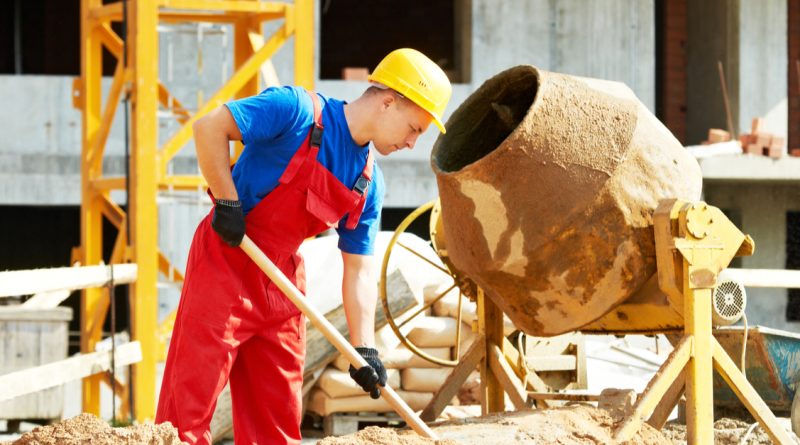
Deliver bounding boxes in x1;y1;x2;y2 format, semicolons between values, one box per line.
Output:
211;199;245;247
349;347;387;399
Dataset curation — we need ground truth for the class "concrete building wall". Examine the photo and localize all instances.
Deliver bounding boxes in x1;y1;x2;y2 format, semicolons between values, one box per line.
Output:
738;0;787;138
687;0;787;144
703;182;800;332
0;0;656;208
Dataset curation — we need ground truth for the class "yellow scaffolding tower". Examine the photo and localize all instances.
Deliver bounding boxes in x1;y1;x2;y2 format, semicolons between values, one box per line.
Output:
74;0;313;422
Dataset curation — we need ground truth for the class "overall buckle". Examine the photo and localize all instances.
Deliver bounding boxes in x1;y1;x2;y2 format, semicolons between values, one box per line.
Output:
353;175;371;196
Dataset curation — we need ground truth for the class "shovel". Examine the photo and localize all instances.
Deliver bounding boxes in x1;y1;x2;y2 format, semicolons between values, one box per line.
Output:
239;235;438;439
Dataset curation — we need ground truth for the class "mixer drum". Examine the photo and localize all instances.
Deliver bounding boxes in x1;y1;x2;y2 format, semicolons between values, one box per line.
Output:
431;66;702;336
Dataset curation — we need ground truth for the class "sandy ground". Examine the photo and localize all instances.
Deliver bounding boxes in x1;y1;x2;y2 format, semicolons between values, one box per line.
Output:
317;405;669;445
662;418;800;445
4;411;799;445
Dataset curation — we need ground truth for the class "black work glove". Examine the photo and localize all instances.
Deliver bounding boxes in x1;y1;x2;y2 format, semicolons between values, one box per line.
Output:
348;347;388;399
211;199;245;247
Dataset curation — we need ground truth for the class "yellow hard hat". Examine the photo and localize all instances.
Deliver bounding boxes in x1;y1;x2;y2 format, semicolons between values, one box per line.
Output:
369;48;452;133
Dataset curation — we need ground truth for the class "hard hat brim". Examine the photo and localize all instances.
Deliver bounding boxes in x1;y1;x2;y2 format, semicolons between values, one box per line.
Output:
432;116;446;134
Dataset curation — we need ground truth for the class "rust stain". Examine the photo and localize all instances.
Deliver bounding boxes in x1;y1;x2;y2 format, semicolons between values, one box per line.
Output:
432;65;702;336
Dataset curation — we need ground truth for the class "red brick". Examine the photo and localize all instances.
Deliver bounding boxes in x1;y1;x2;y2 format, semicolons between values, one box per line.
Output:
768;146;784;159
746;144;764;155
751;118;764;134
341;67;369;81
708;128;730;143
738;134;750;147
770;136;786;150
755;132;772;148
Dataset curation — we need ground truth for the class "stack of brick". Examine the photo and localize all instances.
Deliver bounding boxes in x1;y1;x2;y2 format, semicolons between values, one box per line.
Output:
306;280;508;419
738;118;786;159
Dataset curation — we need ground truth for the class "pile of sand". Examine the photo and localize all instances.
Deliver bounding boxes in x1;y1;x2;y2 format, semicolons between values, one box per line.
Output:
318;426;457;445
7;414;187;445
661;418;797;445
320;405;671;445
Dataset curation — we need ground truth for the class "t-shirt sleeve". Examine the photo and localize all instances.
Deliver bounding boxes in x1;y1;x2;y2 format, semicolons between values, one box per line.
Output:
224;86;307;145
337;166;384;255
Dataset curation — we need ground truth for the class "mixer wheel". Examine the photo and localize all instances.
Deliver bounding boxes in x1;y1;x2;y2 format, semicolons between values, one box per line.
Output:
379;199;472;367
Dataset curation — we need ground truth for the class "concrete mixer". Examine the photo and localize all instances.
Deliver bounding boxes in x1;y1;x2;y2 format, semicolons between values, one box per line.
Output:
378;66;795;444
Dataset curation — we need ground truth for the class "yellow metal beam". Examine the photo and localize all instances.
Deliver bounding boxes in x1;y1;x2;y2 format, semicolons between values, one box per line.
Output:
233;15;261;162
293;0;313;89
129;0;160;422
159;175;208;189
158;84;191;125
89;2;123;22
92;177;127;192
99;194;126;228
159;0;288;14
80;0;106;416
96;23;124;56
158;23;289;172
88;62;128;171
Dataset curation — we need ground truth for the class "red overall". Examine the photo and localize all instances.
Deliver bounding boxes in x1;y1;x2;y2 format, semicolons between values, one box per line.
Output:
156;91;373;445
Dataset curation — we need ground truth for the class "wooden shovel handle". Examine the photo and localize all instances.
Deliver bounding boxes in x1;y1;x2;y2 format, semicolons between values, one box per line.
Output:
239;235;438;439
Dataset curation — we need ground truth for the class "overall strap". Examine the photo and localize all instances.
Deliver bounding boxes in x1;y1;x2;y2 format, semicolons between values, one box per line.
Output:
279;89;324;185
344;149;375;230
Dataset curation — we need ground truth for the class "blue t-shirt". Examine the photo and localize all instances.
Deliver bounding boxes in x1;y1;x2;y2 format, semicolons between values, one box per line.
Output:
225;86;384;255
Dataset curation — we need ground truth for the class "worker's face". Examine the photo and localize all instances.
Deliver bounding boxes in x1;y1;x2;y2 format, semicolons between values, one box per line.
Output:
372;92;433;156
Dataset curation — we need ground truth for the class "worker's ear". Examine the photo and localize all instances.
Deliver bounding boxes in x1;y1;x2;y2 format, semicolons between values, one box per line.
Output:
380;90;397;111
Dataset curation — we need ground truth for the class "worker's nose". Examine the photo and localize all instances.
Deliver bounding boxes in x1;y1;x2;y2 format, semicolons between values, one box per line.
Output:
405;133;419;150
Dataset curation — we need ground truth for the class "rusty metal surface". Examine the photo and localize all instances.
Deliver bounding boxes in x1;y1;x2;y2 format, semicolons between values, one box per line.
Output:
431;65;702;336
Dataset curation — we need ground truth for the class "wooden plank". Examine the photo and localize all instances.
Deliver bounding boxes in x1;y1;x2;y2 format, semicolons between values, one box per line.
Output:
526;355;577;372
0;306;72;321
209;268;419;442
477;289;504;414
0;341;142;402
420;335;485;422
502;337;551;397
0;264;138;297
21;290;73;309
488;343;528;410
647;369;685;430
724;268;800;289
614;336;692;442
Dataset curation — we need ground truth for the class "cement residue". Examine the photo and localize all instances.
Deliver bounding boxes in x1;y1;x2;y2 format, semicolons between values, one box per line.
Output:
8;414;187;445
321;405;671;445
431;65;702;336
661;418;799;445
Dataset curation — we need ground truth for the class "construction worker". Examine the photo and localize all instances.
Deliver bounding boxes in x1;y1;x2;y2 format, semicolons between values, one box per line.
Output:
155;48;452;445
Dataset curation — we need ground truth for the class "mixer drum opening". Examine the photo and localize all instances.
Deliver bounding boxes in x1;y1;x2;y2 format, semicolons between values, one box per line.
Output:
433;68;537;173
430;65;702;336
